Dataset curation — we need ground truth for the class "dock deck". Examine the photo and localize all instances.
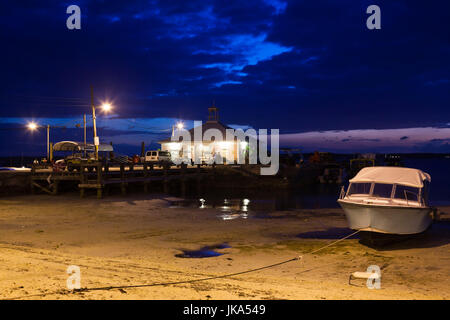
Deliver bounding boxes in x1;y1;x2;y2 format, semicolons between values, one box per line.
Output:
27;162;214;198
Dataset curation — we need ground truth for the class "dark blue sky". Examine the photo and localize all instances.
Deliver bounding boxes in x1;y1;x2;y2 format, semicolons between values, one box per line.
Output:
0;0;449;155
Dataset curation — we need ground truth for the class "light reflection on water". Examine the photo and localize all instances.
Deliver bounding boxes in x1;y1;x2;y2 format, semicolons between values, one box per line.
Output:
169;184;342;220
198;198;250;220
169;198;252;220
171;193;338;221
169;158;450;210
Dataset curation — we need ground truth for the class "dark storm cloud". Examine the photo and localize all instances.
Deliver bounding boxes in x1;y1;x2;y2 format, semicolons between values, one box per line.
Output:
0;0;449;154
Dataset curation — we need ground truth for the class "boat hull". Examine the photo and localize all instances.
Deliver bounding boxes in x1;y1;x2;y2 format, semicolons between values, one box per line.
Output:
338;200;432;235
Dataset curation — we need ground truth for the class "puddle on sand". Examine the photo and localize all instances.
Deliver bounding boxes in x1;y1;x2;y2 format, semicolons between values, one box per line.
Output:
175;243;231;258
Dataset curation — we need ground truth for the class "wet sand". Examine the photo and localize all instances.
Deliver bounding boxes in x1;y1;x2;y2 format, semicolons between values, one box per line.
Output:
0;195;448;300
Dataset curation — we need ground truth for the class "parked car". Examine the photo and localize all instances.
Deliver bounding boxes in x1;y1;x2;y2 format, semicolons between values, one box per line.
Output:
143;150;172;166
64;152;98;172
52;141;114;172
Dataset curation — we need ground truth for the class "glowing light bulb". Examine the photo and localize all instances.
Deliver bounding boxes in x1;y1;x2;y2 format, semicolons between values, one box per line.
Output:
27;122;38;131
101;103;112;112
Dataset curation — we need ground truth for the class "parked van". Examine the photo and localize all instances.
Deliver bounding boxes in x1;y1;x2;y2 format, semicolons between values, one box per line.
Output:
144;150;172;166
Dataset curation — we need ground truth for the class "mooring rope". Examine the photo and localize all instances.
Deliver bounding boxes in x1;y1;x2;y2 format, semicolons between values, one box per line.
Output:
2;230;360;300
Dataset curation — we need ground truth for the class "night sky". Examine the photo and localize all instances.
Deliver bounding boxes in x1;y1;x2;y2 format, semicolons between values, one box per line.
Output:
0;0;449;156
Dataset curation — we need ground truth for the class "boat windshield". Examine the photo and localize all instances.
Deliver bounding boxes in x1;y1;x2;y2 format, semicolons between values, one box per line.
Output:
394;185;420;202
372;183;393;198
345;181;424;205
348;183;371;196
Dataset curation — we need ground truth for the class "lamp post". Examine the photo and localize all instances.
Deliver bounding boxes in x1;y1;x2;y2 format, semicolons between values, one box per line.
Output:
46;124;50;160
27;122;65;161
170;122;185;163
172;121;184;137
90;86;113;160
90;86;99;160
83;114;86;157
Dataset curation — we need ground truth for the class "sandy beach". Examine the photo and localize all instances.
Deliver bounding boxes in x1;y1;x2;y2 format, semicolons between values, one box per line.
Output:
0;194;448;300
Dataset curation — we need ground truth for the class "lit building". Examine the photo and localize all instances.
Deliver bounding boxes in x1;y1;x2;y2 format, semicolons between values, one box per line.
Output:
159;103;249;164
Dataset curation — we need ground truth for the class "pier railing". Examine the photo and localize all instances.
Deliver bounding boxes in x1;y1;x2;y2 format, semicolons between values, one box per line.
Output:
30;161;214;198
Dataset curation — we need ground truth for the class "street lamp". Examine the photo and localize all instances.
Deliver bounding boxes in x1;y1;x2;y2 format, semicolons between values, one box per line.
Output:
90;85;113;161
172;121;184;136
101;103;112;112
27;122;38;131
27;122;64;161
27;122;49;159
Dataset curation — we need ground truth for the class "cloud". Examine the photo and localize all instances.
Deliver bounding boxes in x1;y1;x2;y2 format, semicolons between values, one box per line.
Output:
279;127;450;152
213;80;242;88
1;114;450;155
0;0;449;139
197;33;292;86
263;0;287;15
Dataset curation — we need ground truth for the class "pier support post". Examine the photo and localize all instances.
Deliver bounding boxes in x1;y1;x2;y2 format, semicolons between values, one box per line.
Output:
143;163;149;193
79;164;85;198
52;180;59;195
120;164;126;195
181;163;186;198
196;164;201;194
30;165;35;194
163;164;168;194
96;162;102;199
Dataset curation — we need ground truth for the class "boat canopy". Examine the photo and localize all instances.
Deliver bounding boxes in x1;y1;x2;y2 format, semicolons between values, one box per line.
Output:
349;166;431;188
53;141;113;152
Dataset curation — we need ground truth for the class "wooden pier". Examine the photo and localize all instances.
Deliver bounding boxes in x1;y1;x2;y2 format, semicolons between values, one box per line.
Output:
30;162;213;198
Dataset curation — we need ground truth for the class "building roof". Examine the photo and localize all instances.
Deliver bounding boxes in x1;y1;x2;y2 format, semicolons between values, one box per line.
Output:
53;141;114;152
159;121;235;143
349;166;431;187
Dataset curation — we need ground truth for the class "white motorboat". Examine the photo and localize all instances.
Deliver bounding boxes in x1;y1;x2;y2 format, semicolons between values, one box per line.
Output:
338;167;433;235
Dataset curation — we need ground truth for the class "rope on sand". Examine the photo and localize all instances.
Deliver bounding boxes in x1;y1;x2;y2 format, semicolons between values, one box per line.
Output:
2;230;360;299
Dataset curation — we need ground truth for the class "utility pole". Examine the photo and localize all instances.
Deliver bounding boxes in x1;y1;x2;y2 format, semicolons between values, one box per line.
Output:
83;114;87;158
90;85;99;161
46;124;50;161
